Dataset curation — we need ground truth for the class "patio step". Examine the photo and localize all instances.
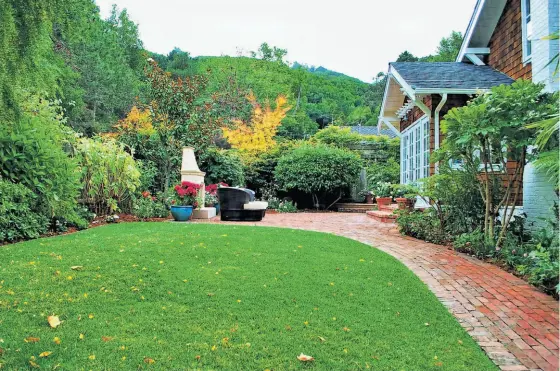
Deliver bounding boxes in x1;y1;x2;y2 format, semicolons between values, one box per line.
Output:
335;203;377;213
378;203;399;212
366;209;397;223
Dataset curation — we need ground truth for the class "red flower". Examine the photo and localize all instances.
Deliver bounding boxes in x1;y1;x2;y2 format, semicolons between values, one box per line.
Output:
142;191;151;198
152;196;157;201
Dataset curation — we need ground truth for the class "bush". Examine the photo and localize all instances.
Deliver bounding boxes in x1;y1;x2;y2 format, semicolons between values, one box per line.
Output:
275;144;362;209
199;147;245;186
276;200;298;213
396;209;447;245
311;126;388;146
0;180;49;242
133;192;170;219
366;159;400;185
75;137;140;215
278;112;319;139
0;96;80;220
453;230;495;259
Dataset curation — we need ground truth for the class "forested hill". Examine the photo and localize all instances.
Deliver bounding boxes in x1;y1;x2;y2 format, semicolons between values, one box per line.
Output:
149;51;381;139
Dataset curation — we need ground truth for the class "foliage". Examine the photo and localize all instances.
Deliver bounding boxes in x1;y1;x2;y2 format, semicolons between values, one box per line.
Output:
171;181;202;207
392;184;416;199
395;209;447;245
275;200;298;213
526;112;559;188
0;180;49;242
75;137;140;216
373;182;393;198
366;158;400;185
0;96;80;220
453;230;495;259
277;111;319;139
114;106;155;136
133;192;170;219
0;223;496;370
223;93;291;154
275;145;362;209
204;183;227;206
312;126;390;146
199;147;245;187
436;80;557;248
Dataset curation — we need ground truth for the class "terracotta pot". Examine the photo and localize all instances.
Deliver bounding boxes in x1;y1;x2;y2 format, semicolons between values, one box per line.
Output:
395;198;414;210
376;197;392;207
365;194;374;204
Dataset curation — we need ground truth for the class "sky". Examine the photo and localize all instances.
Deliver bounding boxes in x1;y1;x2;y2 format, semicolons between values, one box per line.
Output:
96;0;477;83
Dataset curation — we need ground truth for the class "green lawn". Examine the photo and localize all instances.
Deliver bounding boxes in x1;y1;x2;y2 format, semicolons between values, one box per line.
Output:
0;223;496;370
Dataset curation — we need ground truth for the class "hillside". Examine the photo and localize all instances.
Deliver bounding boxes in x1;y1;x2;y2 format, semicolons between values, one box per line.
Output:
151;51;380;139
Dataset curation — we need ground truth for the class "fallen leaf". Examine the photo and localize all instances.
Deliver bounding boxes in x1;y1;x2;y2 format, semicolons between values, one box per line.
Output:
101;336;113;342
425;323;430;326
71;266;83;270
29;360;40;368
297;353;314;362
24;337;40;343
79;334;85;340
88;314;94;319
47;316;62;328
195;355;201;360
88;354;95;360
343;327;350;332
318;336;326;343
39;351;52;358
53;337;61;345
143;357;155;364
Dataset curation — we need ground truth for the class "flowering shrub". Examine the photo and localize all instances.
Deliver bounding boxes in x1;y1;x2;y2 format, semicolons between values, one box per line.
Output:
204;182;228;206
133;191;169;219
172;181;202;207
373;182;393;198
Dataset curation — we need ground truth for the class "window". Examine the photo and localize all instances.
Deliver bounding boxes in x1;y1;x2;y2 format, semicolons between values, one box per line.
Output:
401;116;430;184
521;0;532;62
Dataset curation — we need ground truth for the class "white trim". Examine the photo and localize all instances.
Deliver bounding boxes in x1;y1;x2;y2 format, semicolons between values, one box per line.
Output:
381;117;402;138
377;71;392;123
389;66;415;100
465;47;490;54
414;88;487;94
401;115;427;135
412;98;431;116
457;0;487;62
520;0;532;64
400;115;430;184
434;93;448;173
465;53;485;66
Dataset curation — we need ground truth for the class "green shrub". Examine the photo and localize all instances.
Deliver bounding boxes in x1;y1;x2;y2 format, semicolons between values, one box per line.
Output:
276;200;298;213
396;209;447;245
75;137;140;215
199;147;245;186
278;112;319;139
311;126;387;146
453;230;495;259
0;180;49;242
275;144;362;209
366;159;400;185
0;96;80;220
133;193;170;219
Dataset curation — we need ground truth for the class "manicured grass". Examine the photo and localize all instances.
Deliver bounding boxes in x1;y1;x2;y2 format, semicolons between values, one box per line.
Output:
0;223;496;370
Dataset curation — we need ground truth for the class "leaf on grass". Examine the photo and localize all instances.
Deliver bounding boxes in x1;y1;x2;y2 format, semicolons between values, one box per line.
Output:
343;327;350;332
47;316;62;328
101;336;113;342
70;266;83;270
318;336;326;343
79;334;85;340
297;353;314;362
53;337;61;345
29;360;40;368
39;351;52;358
143;357;155;364
24;337;40;343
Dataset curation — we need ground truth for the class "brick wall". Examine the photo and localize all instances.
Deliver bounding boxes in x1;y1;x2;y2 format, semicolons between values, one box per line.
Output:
487;0;532;80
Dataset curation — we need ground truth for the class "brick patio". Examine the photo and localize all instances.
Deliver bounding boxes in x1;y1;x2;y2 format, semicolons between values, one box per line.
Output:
198;212;559;371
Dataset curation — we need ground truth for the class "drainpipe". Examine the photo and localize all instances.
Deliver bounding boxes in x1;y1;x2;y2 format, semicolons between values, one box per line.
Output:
434;93;448;173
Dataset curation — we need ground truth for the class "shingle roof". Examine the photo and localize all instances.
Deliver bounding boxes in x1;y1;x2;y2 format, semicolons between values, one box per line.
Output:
346;126;398;139
390;62;513;90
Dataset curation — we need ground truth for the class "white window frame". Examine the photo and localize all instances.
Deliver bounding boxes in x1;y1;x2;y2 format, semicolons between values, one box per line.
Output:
400;115;430;184
521;0;532;63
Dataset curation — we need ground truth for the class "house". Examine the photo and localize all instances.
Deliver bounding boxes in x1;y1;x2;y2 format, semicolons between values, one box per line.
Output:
377;0;559;227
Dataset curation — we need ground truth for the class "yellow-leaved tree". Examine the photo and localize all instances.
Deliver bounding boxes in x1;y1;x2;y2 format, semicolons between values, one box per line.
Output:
223;93;290;153
114;105;155;136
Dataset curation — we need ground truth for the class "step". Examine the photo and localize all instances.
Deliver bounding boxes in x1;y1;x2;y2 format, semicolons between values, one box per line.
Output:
366;210;397;223
378;203;399;212
335;203;377;213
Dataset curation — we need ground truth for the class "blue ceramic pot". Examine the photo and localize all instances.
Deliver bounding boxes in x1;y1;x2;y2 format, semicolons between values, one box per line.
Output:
170;205;193;221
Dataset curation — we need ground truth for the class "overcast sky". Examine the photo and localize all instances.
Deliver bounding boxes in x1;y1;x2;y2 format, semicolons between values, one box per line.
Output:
96;0;477;83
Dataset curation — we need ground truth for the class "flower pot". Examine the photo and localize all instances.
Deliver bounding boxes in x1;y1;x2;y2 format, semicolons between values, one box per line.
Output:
170;205;193;222
395;197;414;210
376;197;392;208
365;194;374;204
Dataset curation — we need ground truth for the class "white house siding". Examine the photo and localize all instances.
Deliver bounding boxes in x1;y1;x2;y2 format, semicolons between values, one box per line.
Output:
523;0;559;230
531;0;559;92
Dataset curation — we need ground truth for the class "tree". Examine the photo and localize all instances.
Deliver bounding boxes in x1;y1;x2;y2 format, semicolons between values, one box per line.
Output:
396;51;418;62
250;42;287;63
222;93;291;154
424;31;463;62
436;80;557;248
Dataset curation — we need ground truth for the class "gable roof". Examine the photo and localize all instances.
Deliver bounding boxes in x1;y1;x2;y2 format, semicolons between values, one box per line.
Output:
345;125;398;139
390;62;513;90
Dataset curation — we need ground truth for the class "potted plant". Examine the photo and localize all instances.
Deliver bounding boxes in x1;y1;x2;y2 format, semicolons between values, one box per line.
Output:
373;182;393;207
393;184;416;210
358;189;374;204
170;181;201;221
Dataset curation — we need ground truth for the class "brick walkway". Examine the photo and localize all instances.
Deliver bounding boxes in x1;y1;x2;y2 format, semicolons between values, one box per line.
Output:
198;212;559;371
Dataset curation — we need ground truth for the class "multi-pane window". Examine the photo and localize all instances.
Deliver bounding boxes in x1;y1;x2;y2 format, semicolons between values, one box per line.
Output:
521;0;532;61
401;116;430;184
